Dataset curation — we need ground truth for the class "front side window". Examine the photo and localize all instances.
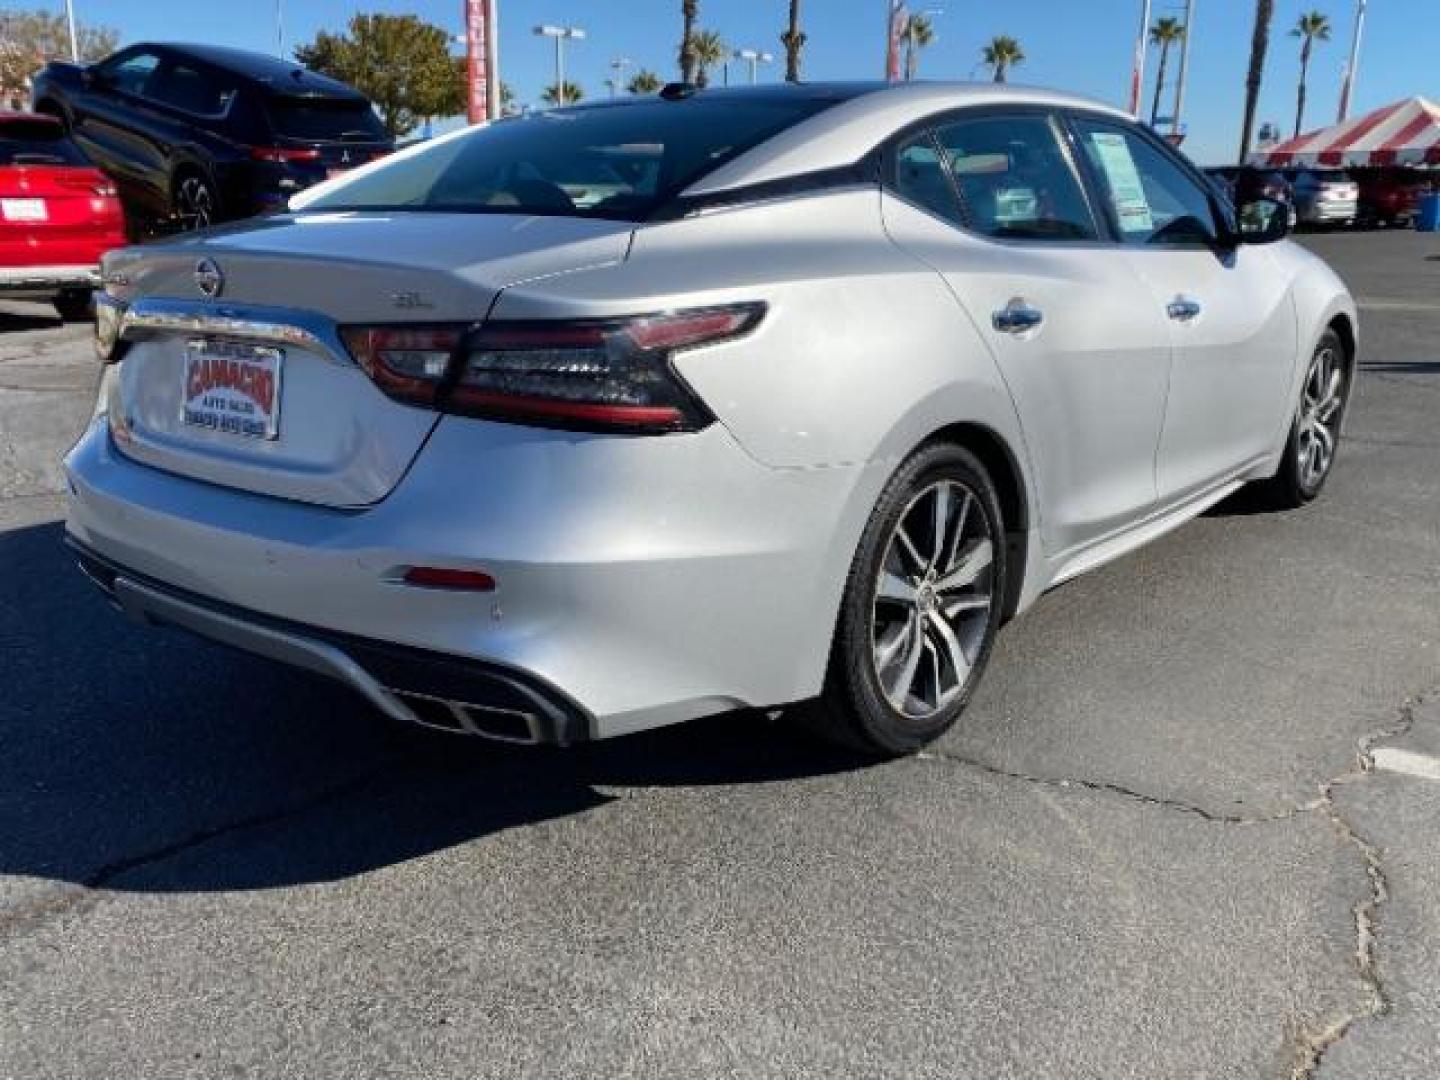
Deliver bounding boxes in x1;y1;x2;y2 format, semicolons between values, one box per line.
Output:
302;97;838;221
1072;119;1220;246
928;114;1098;241
101;51;161;97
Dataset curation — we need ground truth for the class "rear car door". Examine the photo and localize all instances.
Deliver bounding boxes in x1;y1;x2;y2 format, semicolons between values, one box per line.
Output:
1068;116;1297;502
882;110;1173;555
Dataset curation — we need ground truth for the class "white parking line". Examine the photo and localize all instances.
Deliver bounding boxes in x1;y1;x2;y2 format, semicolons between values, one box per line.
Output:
1371;748;1440;781
1357;299;1440;313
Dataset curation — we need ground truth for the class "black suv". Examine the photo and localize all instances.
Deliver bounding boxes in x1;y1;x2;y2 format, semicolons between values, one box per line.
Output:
31;42;392;230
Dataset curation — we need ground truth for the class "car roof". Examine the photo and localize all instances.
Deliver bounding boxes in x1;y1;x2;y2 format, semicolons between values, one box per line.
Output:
619;80;1132;196
140;42;368;101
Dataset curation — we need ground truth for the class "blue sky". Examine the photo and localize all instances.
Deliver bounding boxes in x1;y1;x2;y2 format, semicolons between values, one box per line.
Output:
63;0;1434;164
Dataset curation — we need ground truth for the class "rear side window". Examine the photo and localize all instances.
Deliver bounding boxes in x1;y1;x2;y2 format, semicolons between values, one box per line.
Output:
266;98;387;142
0;121;88;165
149;62;238;118
301;98;836;221
1072;119;1220;246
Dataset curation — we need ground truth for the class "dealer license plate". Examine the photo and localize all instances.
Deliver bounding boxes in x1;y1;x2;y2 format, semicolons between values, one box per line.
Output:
181;339;283;440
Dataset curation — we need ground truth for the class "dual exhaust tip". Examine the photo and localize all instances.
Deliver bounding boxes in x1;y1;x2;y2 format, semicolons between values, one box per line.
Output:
388;688;545;745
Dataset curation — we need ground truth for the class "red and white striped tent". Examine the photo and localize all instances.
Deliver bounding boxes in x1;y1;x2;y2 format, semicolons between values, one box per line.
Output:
1251;96;1440;168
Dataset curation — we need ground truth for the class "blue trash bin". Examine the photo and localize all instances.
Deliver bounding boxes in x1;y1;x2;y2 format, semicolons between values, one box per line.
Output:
1417;193;1440;232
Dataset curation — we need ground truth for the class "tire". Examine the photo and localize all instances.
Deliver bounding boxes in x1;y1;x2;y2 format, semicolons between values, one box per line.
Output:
1258;328;1349;509
172;170;219;231
798;442;1007;756
53;289;93;322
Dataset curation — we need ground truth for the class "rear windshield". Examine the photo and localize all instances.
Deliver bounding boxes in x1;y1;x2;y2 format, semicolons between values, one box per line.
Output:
266;97;388;142
300;97;835;221
0;121;89;166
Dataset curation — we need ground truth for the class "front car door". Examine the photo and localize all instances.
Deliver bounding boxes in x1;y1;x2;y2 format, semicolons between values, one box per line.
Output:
881;109;1174;556
1068;115;1298;502
71;47;171;215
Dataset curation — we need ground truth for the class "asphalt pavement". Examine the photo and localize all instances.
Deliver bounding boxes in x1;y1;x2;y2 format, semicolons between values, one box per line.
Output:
1;231;1438;1079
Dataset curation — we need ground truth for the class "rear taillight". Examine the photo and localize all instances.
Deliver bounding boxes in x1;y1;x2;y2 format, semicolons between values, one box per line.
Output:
250;146;322;163
339;326;460;408
341;303;764;433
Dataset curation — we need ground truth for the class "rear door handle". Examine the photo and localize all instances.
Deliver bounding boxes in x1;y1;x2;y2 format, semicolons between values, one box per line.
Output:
1166;296;1202;322
992;298;1045;335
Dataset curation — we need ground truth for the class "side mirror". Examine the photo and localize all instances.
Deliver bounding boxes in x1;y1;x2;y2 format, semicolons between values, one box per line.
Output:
81;68;107;90
1234;197;1290;245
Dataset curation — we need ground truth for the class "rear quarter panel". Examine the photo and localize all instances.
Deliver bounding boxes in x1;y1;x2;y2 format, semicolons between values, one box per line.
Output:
489;189;1029;476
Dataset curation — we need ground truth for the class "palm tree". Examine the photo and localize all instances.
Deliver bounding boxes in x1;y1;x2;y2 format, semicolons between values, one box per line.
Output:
1238;0;1275;163
904;14;935;82
541;81;584;107
1148;17;1185;126
679;0;698;83
982;36;1024;83
1291;11;1332;137
780;0;805;83
627;69;663;95
691;29;726;88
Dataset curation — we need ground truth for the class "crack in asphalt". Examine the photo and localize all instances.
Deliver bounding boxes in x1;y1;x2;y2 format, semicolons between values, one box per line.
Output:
914;748;1321;824
917;690;1437;1080
0;765;391;940
1288;693;1425;1080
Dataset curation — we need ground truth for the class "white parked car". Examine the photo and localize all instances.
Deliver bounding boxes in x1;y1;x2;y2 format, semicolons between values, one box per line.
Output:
67;83;1357;755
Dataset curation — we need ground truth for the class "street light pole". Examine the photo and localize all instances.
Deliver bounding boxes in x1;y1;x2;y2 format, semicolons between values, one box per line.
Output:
733;48;774;85
533;25;585;106
64;0;79;61
1171;0;1195;137
610;57;634;96
1337;0;1368;122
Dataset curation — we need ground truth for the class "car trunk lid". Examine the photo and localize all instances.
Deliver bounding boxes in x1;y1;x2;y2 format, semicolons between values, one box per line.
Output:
104;211;633;508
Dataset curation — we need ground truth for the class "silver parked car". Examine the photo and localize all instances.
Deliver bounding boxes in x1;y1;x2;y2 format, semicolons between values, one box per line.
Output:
67;83;1357;755
1289;169;1360;227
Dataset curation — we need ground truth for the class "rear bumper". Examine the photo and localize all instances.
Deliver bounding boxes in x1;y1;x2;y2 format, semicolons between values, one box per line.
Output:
70;537;589;744
64;414;880;740
0;263;97;295
1298;201;1357;224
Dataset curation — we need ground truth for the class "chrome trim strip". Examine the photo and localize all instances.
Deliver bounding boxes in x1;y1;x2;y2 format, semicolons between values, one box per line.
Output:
116;298;352;365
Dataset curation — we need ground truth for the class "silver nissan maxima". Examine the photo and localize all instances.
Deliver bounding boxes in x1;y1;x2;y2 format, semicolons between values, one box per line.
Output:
66;82;1357;754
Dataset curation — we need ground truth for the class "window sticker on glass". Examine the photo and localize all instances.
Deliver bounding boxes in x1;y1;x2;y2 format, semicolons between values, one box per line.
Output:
1089;131;1154;234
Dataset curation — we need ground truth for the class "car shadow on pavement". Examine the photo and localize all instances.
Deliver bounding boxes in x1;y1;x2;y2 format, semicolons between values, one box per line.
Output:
0;310;62;334
0;520;865;896
1359;360;1440;374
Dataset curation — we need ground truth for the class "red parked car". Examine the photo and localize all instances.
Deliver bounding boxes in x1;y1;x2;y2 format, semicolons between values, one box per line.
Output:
1354;168;1430;228
0;111;125;320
